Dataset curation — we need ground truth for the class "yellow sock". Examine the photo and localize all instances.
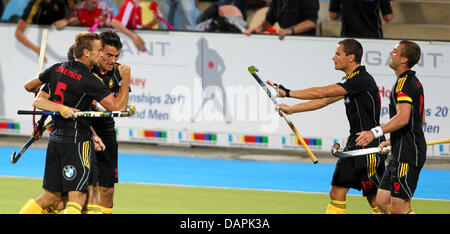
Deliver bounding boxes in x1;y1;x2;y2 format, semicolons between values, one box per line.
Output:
42;206;59;214
407;210;415;214
86;205;103;214
372;206;384;214
62;202;82;214
326;200;346;214
385;205;392;214
19;199;43;214
100;206;113;214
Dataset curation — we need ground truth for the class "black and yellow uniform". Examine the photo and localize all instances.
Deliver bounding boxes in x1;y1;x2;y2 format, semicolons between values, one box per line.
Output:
91;64;129;187
333;66;386;196
380;70;426;199
39;61;112;193
21;0;76;25
329;0;392;38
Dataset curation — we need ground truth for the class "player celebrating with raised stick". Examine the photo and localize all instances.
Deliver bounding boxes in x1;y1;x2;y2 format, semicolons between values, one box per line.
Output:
266;39;386;214
356;40;425;214
19;32;130;214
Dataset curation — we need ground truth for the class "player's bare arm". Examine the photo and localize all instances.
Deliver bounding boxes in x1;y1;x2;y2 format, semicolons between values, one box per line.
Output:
91;126;106;152
98;64;130;111
278;96;344;114
24;77;43;93
266;80;348;100
32;91;79;119
356;103;412;146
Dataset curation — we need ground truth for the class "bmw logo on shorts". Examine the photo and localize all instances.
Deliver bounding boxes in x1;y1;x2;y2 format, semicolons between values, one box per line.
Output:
62;165;77;181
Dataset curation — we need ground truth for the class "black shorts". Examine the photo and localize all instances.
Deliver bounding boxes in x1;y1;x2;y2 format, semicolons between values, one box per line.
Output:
331;153;386;196
379;160;422;200
88;151;98;186
43;140;93;193
96;142;119;187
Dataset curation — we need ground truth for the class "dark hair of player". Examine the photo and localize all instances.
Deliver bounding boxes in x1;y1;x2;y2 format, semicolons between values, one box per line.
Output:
100;30;123;50
338;39;363;64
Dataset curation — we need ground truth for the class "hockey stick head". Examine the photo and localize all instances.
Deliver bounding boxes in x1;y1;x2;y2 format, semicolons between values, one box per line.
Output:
127;103;136;116
331;143;341;158
10;151;17;164
248;66;259;75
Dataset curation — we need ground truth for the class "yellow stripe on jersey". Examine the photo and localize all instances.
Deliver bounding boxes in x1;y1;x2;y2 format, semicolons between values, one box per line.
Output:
399;163;408;178
27;0;43;23
82;141;90;169
93;73;103;82
397;92;412;103
395;75;408;93
343;70;360;80
368;154;376;177
397;96;413;102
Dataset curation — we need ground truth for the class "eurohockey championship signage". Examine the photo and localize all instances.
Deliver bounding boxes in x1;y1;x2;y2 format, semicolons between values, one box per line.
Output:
0;24;448;157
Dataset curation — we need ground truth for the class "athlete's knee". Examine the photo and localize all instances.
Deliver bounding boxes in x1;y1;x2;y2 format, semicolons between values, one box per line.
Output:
35;190;62;209
67;191;87;206
329;186;348;201
99;186;115;197
390;197;411;214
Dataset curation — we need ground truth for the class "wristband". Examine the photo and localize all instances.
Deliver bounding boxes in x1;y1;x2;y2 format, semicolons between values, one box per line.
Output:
371;126;384;138
285;88;291;97
60;106;68;115
274;83;291;97
290;26;295;34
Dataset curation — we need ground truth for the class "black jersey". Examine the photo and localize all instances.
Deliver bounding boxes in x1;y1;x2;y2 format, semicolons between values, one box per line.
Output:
21;0;76;25
389;70;426;167
39;61;112;143
265;0;319;36
91;64;129;142
337;66;384;149
329;0;392;38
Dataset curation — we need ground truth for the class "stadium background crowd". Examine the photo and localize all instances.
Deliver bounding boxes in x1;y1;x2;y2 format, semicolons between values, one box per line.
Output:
0;0;449;42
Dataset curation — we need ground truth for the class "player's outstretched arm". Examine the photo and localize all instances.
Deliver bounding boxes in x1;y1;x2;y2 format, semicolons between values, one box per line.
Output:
278;96;343;114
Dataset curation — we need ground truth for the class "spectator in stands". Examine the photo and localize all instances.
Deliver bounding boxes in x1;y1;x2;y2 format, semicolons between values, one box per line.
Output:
68;0;115;28
244;0;319;40
111;0;163;52
15;0;76;62
329;0;393;38
156;0;198;30
217;0;248;20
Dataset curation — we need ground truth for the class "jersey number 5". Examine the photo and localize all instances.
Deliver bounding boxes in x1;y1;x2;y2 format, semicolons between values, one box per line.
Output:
55;82;67;104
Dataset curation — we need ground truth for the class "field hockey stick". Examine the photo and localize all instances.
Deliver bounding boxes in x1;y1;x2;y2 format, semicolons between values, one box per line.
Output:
331;137;449;158
426;138;450;145
18;109;135;118
149;2;175;30
331;143;391;158
11;120;52;164
248;66;318;164
33;28;49;131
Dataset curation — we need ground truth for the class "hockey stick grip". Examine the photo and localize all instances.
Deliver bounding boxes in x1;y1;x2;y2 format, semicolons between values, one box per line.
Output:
426;138;450;145
18;110;58;115
17;110;134;117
